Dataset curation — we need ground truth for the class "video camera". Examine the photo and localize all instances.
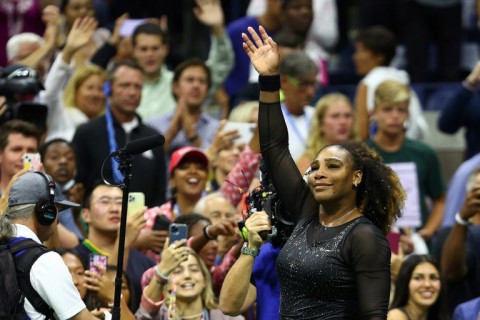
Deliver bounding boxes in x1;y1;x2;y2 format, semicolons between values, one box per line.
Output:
243;159;294;246
0;64;48;133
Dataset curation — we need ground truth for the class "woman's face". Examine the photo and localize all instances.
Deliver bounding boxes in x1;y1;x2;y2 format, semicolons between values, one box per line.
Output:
352;41;384;76
64;0;94;30
42;141;76;184
170;254;206;302
307;145;361;203
213;143;243;175
75;74;105;119
170;158;208;197
321;100;354;144
408;262;441;308
62;253;87;299
190;220;218;268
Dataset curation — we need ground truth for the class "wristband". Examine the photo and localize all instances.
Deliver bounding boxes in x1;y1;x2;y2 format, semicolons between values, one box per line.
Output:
258;75;281;92
203;225;216;240
241;243;260;257
455;212;472;226
154;268;169;281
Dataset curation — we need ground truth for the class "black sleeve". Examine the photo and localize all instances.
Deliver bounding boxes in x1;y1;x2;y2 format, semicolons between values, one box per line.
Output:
90;42;117;69
258;100;317;223
344;223;391;319
437;85;474;134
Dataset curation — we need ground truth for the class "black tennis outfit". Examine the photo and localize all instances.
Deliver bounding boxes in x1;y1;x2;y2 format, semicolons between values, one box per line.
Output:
258;99;391;319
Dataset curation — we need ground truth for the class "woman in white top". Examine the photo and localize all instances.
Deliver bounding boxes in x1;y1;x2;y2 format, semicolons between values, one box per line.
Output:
41;17;107;141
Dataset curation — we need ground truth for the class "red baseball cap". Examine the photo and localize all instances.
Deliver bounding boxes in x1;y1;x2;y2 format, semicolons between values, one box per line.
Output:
168;146;209;176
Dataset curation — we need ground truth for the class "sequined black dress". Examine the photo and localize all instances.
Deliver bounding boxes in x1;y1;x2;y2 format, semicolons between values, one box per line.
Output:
258;100;391;319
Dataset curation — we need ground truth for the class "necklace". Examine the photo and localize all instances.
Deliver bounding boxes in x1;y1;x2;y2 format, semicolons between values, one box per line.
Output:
320;207;357;227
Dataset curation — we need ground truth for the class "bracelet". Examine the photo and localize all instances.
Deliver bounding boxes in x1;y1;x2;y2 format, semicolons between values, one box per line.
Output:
188;134;199;143
153;275;168;286
154;268;169;280
203;225;216;240
455;212;472;226
258;75;281;92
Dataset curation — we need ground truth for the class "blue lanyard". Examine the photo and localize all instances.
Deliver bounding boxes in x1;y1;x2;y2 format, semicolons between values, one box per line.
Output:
105;104;124;184
281;103;311;145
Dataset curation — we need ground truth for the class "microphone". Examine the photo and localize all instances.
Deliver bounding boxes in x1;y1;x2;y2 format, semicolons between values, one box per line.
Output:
114;134;165;156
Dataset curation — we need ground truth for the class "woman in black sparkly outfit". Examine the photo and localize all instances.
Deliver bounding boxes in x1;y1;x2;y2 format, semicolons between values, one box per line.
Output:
241;26;406;319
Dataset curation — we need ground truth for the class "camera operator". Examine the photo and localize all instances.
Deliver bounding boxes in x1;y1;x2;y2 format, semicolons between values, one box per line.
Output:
219;161;293;320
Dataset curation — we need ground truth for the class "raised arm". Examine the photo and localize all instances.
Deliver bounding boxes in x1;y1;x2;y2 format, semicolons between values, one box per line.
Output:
441;185;480;281
194;0;234;97
219;211;270;315
438;61;480;134
242;26;312;221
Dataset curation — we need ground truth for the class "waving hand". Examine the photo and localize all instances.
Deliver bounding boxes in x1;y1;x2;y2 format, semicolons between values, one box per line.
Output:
242;26;279;76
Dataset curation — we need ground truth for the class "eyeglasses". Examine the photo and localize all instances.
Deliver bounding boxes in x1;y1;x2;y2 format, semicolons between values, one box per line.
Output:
95;197;123;206
285;76;319;90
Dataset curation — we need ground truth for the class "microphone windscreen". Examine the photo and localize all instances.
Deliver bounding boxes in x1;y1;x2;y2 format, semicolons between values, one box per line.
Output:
124;135;165;155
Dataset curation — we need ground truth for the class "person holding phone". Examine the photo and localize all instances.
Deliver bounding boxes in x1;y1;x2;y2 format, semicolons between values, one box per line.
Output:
441;168;480;312
0;120;40;196
238;26;405;319
136;241;243;320
74;182;155;311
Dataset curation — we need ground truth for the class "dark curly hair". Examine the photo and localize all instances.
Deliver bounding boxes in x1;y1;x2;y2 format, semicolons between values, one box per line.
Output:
321;141;406;235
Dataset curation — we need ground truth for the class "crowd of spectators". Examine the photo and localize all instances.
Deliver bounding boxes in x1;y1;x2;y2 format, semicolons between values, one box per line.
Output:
1;0;480;319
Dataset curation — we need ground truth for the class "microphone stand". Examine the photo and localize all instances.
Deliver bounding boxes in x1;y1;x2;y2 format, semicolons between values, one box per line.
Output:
111;151;133;320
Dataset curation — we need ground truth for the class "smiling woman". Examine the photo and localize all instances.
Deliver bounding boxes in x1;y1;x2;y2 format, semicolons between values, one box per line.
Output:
136;246;244;320
388;254;449;320
240;25;406;319
296;92;357;174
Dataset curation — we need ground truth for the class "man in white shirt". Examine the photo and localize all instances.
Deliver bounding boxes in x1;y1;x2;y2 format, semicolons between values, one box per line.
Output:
279;51;317;160
0;171;95;319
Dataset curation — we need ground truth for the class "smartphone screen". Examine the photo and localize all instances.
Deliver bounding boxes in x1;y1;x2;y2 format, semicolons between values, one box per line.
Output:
22;153;41;171
120;19;147;36
169;223;188;245
387;232;401;255
127;192;145;215
89;253;107;274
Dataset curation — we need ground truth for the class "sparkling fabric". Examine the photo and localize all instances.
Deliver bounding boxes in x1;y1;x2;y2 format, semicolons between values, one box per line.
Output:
258;98;391;319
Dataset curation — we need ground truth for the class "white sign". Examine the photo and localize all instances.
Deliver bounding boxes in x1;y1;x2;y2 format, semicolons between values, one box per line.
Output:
388;162;422;228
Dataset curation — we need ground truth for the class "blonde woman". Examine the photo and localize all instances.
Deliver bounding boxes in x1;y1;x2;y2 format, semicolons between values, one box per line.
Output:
136;243;243;320
40;16;107;141
296;93;357;173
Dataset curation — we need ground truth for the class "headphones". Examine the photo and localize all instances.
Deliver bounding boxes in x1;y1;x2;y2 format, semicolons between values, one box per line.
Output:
34;172;58;226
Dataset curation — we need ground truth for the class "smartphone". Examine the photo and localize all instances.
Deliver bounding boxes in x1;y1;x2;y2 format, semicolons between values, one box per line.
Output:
127;192;145;215
169;223;188;245
22;153;41;171
120;19;147;36
223;122;256;145
89;253;108;275
153;214;171;231
387;231;401;255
